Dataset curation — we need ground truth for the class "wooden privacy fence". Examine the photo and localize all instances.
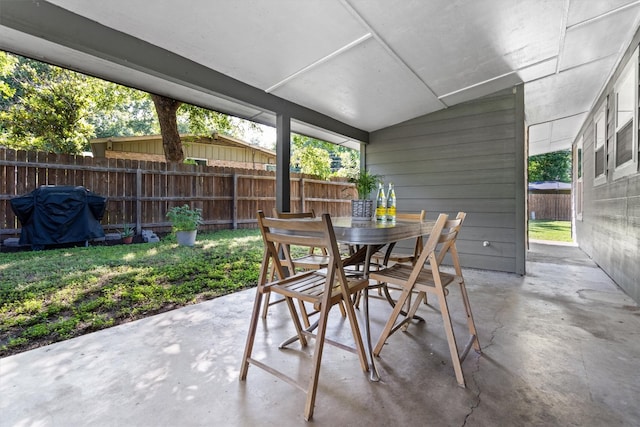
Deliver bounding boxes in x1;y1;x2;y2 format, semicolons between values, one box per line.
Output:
0;148;356;239
528;193;571;221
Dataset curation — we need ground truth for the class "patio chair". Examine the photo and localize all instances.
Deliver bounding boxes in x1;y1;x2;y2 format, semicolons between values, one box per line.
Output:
369;210;427;308
261;209;340;327
370;212;481;387
240;211;370;421
371;210;427;267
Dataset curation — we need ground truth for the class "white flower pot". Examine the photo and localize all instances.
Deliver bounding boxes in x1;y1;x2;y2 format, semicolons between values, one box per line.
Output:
176;230;197;246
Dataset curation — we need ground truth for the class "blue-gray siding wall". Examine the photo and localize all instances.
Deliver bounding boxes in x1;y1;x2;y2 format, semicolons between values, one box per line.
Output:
366;87;526;274
574;31;640;303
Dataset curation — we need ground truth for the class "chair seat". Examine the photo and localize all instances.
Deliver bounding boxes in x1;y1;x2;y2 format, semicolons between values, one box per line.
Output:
371;250;416;265
272;270;370;309
370;263;457;290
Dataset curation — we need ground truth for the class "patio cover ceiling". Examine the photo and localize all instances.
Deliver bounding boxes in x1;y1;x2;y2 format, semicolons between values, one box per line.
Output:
1;0;640;155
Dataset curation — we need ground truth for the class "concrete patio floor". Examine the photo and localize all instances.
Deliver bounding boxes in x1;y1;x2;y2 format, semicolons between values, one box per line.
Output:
1;242;639;426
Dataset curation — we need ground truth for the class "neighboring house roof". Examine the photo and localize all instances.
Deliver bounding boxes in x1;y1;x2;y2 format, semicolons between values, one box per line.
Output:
528;181;572;191
89;133;276;169
90;133;275;158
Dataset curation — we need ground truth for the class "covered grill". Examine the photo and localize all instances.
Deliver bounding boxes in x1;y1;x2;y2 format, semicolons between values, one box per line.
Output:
10;186;106;249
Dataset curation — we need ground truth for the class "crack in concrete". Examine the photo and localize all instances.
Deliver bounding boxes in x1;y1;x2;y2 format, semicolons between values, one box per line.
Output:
484;294;507;349
462;294;507;426
462;352;483;427
579;340;594;403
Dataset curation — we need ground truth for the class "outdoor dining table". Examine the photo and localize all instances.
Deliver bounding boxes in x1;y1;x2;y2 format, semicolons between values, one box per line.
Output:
329;217;437;381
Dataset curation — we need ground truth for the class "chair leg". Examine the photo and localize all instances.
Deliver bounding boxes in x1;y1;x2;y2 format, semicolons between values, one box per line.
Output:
285;297;308;347
353;289;362;309
436;290;466;387
240;289;265;380
298;300;312;328
400;291;427;332
303;300;332;421
261;292;271;318
337;300;347;317
341;295;369;372
373;285;413;356
458;278;481;353
261;263;280;318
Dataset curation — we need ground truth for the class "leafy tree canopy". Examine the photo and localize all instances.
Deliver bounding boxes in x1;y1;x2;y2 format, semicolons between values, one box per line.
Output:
0;53;18;100
528;150;571;182
1;53;101;153
178;104;260;139
291;134;359;180
334;149;359;179
0;51;261;158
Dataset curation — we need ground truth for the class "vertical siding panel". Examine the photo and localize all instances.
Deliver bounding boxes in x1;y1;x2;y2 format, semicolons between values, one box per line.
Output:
367;88;524;273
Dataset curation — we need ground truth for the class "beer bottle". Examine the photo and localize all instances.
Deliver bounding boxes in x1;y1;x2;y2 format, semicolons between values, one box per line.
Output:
386;182;396;222
375;182;386;221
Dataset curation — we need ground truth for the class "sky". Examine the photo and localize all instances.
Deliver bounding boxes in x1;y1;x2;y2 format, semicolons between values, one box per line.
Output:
250;123;276;149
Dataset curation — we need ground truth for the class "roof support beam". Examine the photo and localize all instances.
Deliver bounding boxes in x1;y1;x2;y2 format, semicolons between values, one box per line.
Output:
275;113;291;214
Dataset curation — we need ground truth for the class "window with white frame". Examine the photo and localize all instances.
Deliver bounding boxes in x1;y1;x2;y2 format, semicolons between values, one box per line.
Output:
575;136;583;220
612;47;639;180
593;102;607;186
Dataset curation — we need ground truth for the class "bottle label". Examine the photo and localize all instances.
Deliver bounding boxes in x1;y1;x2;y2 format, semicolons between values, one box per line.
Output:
386;206;396;220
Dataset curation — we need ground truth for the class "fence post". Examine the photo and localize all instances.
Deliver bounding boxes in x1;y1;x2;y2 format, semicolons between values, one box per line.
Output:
300;178;305;212
136;168;142;233
233;172;238;230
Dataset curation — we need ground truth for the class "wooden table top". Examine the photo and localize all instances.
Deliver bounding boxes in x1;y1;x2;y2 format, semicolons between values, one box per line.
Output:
331;217;436;245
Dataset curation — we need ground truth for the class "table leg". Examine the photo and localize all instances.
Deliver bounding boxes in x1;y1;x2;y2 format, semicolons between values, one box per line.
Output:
363;245;380;382
376;243;425;322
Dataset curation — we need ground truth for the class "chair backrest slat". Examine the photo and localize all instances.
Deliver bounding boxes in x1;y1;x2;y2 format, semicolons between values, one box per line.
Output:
408;213;449;281
395;210;426;221
257;210;345;284
435;212;466;268
260;217;329;246
272;209;327;256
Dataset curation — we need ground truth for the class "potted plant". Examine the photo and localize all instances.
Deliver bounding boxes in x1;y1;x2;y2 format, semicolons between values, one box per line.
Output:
121;224;135;244
166;204;203;246
348;170;381;219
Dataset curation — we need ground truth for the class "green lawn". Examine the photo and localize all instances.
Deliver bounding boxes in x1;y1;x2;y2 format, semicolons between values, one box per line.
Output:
0;229;263;357
529;220;572;242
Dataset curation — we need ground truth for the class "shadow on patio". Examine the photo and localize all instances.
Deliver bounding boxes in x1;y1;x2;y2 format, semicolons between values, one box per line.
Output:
1;243;639;426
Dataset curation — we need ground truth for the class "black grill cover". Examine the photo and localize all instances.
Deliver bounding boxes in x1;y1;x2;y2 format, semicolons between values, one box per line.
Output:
10;186;106;247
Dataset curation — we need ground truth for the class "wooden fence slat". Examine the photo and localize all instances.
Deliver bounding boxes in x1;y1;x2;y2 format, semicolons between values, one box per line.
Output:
4;150;17;231
0;149;8;230
528;193;571;221
16;150;28;195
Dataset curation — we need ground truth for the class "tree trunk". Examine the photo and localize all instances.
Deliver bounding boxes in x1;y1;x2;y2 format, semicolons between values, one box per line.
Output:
150;94;184;163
